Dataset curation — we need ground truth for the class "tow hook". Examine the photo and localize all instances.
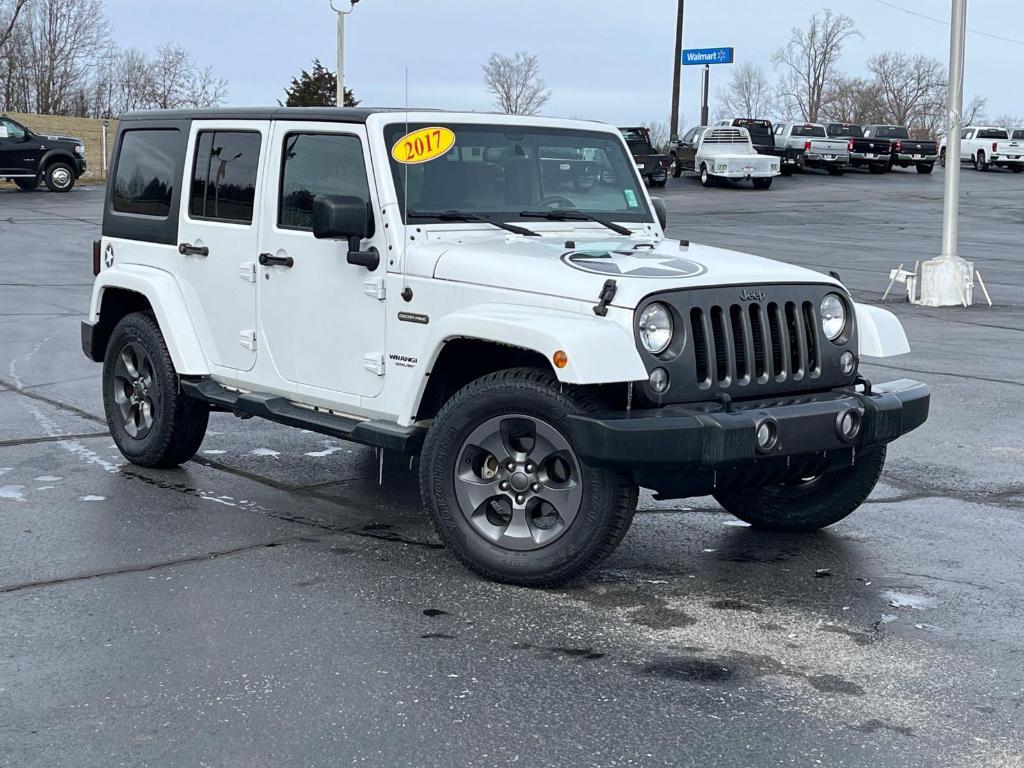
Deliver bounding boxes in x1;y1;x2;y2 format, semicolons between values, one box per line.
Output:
593;279;617;317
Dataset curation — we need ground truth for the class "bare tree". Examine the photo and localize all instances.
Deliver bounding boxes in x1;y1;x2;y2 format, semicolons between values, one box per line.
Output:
867;52;946;131
147;43;227;110
991;113;1024;130
482;51;551;116
716;62;773;119
820;75;883;124
773;10;860;122
0;0;30;52
963;94;988;125
641;120;670;152
21;0;110;114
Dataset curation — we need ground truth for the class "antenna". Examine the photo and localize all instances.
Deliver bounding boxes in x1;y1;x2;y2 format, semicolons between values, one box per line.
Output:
402;67;410;294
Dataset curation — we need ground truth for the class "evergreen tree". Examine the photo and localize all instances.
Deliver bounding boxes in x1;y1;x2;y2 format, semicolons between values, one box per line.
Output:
281;59;358;107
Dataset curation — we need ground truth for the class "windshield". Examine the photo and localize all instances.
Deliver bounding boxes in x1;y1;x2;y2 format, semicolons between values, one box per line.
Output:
792;125;826;138
385;123;652;224
827;124;863;138
735;120;772;142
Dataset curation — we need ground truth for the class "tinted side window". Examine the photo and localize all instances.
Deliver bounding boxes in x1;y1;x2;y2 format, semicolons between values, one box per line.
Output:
189;131;262;224
279;133;371;231
113;129;180;217
0;118;26;139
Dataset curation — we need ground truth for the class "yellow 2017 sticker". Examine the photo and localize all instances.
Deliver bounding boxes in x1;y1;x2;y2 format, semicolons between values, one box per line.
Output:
391;126;456;164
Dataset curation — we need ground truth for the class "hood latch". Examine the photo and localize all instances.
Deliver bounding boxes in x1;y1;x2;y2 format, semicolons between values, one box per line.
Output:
593;279;617;317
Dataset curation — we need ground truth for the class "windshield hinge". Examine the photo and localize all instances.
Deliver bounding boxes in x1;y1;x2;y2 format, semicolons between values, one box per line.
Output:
593;279;617;317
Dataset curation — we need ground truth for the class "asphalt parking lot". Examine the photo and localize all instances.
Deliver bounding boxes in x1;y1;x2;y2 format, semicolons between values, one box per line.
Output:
2;166;1023;767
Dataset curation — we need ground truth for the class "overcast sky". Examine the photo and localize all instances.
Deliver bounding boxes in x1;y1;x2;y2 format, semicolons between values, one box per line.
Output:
105;0;1024;127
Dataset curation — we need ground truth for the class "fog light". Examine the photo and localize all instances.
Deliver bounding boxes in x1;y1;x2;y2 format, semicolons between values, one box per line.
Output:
754;418;779;453
649;367;670;394
836;409;862;441
840;350;856;375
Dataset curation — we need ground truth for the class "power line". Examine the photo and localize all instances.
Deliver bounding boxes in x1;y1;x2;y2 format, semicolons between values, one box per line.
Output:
872;0;1024;46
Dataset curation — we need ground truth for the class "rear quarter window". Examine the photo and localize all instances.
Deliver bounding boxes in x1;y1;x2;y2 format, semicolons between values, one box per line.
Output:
112;129;181;218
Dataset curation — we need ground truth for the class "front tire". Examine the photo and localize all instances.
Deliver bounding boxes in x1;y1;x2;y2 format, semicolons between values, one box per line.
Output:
939;148;946;167
713;446;886;532
102;313;209;468
45;161;76;192
420;368;638;587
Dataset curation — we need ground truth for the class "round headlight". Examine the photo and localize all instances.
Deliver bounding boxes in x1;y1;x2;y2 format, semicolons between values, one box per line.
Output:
820;294;847;341
638;303;673;354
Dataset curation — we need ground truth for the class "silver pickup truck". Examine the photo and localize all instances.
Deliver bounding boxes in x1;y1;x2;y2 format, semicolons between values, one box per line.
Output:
773;122;850;175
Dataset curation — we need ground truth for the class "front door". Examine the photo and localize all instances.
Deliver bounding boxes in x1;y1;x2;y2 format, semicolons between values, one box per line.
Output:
0;117;39;175
258;122;387;399
176;121;267;372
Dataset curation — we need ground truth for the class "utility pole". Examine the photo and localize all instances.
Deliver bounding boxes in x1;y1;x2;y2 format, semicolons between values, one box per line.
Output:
330;0;360;107
919;0;972;306
669;0;685;140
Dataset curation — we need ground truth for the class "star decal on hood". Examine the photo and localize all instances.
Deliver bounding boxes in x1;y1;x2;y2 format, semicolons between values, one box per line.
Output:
562;250;706;279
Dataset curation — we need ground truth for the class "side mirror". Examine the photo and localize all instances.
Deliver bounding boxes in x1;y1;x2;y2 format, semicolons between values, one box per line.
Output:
650;197;668;230
312;194;379;270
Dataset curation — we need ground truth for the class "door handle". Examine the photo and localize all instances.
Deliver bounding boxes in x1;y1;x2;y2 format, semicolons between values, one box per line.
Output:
178;243;209;257
258;252;294;268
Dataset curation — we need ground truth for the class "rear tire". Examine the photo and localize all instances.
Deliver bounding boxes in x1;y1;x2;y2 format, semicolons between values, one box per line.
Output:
1011;165;1023;173
420;368;638;587
14;177;40;191
752;177;772;190
671;154;682;178
916;163;934;174
700;164;713;187
868;163;886;174
650;178;667;188
713;446;886;532
780;166;794;177
45;161;76;192
974;151;988;171
102;313;209;468
826;165;845;176
939;148;946;167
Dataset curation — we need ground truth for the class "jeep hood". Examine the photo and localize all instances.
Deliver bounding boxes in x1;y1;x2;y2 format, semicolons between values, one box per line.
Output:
422;235;838;309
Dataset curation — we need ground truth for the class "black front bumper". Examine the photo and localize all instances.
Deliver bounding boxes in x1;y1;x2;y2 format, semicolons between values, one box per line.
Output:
568;379;928;471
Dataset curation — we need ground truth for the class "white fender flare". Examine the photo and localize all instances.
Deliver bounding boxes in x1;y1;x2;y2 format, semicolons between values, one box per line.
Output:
403;303;648;420
89;265;210;375
854;302;910;358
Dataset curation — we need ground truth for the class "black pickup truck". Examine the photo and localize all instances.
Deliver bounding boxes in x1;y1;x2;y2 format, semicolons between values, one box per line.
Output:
0;114;87;192
862;125;938;174
825;123;891;174
619;127;669;187
711;118;805;176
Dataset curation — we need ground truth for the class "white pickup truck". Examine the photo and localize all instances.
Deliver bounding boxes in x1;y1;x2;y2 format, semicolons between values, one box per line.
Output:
674;125;780;188
941;126;1024;172
773;122;850;175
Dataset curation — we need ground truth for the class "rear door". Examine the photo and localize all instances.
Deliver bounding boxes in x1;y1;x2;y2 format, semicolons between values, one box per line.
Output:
678;127;700;171
176;121;267;372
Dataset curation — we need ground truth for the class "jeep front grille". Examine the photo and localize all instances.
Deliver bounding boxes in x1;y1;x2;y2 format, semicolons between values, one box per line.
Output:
689;300;821;391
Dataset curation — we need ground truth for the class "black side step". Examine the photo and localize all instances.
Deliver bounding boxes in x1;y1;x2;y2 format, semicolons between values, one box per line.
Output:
181;379;425;454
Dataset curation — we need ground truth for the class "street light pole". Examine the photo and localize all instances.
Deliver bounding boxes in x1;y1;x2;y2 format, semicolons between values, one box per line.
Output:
330;0;359;107
919;0;973;306
669;0;685;140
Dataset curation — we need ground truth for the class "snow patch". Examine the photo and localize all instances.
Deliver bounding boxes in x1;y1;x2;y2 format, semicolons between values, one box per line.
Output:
0;485;27;502
884;591;936;610
304;446;344;458
250;448;280;458
34;475;62;482
80;495;105;502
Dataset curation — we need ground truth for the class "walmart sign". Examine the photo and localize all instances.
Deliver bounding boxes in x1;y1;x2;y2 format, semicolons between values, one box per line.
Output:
681;47;734;65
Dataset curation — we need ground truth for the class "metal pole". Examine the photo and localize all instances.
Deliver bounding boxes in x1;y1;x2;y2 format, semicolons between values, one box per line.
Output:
939;0;967;261
101;121;108;176
336;9;345;106
918;0;973;307
700;64;710;125
669;0;685;140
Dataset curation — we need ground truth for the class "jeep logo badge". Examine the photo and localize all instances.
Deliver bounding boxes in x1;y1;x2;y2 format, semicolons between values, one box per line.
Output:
739;289;765;301
104;243;115;268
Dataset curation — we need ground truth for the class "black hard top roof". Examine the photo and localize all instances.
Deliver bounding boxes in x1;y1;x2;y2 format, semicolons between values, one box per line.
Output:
118;107;435;123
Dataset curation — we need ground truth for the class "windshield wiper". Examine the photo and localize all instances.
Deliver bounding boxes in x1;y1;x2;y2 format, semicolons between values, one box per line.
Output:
518;210;633;236
408;210;539;237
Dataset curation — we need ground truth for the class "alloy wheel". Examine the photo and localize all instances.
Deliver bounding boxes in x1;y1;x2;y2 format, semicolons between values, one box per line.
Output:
112;342;159;439
454;414;583;551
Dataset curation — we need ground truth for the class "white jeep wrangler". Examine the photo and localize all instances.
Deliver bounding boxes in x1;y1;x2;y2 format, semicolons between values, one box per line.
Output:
82;108;929;586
